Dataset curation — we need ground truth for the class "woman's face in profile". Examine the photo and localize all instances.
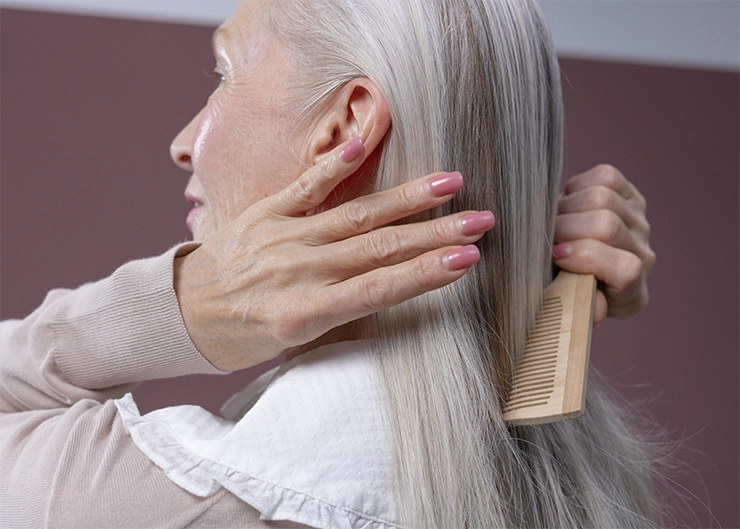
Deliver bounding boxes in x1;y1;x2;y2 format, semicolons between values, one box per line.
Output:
170;0;306;243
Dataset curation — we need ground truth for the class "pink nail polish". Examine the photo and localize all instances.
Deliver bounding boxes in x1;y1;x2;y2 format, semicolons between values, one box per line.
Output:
341;138;364;163
460;211;496;236
551;243;572;260
428;172;463;197
444;245;480;271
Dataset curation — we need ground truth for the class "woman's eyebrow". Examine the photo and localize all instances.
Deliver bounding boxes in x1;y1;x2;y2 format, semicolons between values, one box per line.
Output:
211;27;237;68
211;27;230;54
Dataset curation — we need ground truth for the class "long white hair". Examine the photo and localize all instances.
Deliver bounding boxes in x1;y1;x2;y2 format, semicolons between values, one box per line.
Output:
271;0;665;526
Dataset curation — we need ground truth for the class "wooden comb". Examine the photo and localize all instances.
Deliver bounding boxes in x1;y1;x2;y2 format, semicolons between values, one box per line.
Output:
502;272;596;426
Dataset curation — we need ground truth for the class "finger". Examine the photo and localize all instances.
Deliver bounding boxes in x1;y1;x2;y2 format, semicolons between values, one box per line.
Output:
558;185;626;217
552;239;647;317
558;185;650;234
323;245;479;325
554;210;639;256
307;171;464;243
551;239;642;292
593;290;608;325
558;186;650;240
319;210;494;278
270;138;367;216
563;164;639;202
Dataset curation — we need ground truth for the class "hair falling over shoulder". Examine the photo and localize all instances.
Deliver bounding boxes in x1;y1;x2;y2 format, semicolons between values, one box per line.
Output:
272;0;669;526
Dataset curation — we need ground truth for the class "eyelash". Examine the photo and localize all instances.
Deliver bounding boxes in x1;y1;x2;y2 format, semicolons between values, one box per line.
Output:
205;69;225;87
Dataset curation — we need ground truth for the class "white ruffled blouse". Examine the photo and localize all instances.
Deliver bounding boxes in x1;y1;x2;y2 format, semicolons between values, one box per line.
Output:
114;340;398;529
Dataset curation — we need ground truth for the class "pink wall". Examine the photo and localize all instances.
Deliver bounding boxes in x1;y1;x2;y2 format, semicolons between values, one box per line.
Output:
1;8;737;527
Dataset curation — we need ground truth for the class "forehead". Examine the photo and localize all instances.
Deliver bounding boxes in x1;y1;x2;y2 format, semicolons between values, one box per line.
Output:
211;0;277;65
215;0;274;45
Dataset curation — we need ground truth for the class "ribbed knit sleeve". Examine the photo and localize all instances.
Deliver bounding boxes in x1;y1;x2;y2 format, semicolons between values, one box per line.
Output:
52;242;227;391
0;243;224;413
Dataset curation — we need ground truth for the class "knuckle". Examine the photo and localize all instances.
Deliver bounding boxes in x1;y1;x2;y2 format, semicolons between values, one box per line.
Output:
594;163;620;187
428;219;453;245
359;275;394;311
397;182;420;211
596;210;624;242
291;175;319;205
340;201;373;232
411;255;439;289
584;186;615;210
317;155;339;179
366;229;404;263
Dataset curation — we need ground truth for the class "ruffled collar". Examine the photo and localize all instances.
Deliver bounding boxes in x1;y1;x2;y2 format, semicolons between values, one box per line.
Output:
115;340;398;529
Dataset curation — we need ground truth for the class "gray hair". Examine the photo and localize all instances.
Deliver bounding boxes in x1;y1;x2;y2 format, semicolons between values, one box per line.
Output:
271;0;665;526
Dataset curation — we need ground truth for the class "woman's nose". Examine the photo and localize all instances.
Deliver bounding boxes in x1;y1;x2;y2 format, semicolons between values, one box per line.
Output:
170;111;202;172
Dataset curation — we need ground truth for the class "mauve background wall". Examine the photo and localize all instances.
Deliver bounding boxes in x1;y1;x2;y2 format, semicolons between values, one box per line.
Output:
1;8;737;528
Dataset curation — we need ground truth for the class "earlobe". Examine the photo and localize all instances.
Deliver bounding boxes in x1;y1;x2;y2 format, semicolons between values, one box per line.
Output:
308;78;391;166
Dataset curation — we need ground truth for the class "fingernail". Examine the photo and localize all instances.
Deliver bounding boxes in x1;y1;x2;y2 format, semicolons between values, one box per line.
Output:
428;171;463;197
444;245;480;271
341;138;364;163
460;211;495;236
552;243;572;260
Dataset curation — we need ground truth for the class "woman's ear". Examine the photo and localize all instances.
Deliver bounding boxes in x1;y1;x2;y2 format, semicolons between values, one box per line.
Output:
306;77;391;166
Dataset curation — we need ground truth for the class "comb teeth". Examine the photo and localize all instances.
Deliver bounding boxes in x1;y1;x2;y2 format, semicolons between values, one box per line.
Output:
503;272;596;426
502;298;562;413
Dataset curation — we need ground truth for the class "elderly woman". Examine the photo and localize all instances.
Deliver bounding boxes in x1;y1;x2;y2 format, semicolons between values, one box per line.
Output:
0;0;657;527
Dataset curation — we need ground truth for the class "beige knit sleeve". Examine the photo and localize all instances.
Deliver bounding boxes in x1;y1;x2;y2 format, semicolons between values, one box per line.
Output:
0;243;224;413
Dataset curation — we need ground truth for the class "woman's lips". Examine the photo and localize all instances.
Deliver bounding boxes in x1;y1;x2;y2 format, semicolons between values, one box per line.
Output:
185;192;203;233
